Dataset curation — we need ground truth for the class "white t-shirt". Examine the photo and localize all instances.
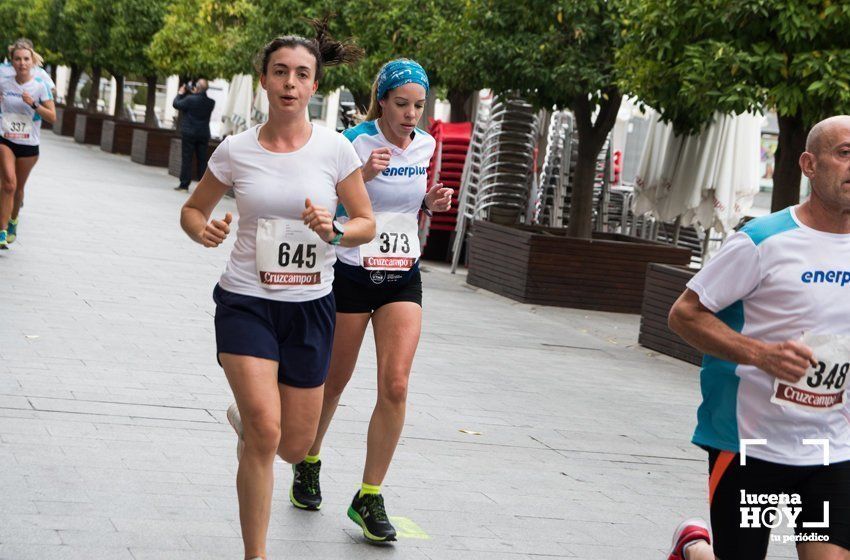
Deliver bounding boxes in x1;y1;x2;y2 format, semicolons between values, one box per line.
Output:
336;120;435;268
0;63;55;91
207;123;362;302
688;206;850;465
0;76;52;146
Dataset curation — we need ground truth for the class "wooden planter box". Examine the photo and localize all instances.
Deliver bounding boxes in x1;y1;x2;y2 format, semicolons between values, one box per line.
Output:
168;137;221;180
638;263;702;365
100;119;135;155
52;106;79;137
74;112;111;145
131;126;180;167
466;220;693;313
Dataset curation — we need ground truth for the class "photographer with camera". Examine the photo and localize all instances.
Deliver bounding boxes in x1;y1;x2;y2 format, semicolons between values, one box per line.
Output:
172;78;215;192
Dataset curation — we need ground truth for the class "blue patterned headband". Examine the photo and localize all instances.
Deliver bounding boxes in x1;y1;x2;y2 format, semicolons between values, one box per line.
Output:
376;59;430;101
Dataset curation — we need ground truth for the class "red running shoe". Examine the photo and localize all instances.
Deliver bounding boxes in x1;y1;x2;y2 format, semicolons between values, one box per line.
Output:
667;518;711;559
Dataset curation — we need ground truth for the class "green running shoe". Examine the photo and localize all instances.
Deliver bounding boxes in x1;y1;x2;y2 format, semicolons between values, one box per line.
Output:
6;218;16;244
290;460;322;510
348;491;397;542
0;230;8;250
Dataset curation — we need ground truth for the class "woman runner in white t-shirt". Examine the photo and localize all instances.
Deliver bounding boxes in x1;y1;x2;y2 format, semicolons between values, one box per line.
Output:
0;40;55;250
179;22;375;560
289;59;453;542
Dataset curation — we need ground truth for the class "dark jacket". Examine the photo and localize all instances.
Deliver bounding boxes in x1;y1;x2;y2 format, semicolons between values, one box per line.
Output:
173;91;215;139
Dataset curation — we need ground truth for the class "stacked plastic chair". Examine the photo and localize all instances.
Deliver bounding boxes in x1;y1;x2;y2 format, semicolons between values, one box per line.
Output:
420;121;472;259
532;119;612;232
451;94;540;272
474;96;540;223
534;111;576;227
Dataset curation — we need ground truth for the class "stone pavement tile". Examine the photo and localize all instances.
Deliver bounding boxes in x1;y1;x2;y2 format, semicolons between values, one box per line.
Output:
0;514;115;533
561;543;663;559
480;516;599;547
421;549;556;560
180;534;248;557
0;416;49;435
128;549;224;560
308;541;433;559
58;530;191;549
35;500;161;520
110;517;238;539
452;534;573;556
0;544;134;560
0;498;39;516
0;394;33;410
0;520;62;545
402;509;500;539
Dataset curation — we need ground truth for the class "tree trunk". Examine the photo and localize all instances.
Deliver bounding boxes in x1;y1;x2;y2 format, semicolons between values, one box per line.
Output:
66;64;81;107
113;75;125;119
566;90;623;239
447;89;473;122
144;75;158;127
351;88;371;115
86;65;102;112
49;65;57;86
772;113;808;212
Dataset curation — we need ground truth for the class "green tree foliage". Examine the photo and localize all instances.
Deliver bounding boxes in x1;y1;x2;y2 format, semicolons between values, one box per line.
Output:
64;0;114;109
619;0;850;212
320;0;440;112
106;0;168;118
108;0;167;78
24;0;76;66
0;0;30;52
148;0;256;78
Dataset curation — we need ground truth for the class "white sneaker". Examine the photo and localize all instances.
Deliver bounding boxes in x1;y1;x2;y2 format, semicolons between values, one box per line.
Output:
226;403;245;460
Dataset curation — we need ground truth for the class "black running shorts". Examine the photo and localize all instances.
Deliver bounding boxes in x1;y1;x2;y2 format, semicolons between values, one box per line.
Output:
707;447;850;558
333;267;422;314
0;137;38;158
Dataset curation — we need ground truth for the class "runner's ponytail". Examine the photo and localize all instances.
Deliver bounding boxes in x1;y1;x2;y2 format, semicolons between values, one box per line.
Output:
257;17;363;82
308;17;363;71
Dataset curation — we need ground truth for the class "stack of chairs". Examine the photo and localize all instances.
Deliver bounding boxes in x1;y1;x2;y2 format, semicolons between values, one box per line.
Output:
451;94;541;272
420;121;472;259
534;111;576;227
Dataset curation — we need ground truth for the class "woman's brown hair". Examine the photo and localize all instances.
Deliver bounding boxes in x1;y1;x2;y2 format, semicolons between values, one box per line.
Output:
255;17;363;81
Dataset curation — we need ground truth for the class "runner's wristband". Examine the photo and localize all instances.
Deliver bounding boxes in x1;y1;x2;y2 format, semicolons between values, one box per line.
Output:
421;201;433;217
30;102;39;110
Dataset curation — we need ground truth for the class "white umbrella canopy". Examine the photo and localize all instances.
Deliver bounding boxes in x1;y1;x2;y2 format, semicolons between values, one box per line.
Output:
220;74;254;137
691;112;762;233
633;110;762;234
633;112;682;218
252;83;269;125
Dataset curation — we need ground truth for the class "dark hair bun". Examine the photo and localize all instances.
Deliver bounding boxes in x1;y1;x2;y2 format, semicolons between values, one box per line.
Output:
308;16;364;67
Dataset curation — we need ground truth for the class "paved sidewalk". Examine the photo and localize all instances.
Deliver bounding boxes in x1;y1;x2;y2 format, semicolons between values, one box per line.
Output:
0;132;795;559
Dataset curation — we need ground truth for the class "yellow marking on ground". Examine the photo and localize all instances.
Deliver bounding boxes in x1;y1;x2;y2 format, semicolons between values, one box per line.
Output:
390;516;430;539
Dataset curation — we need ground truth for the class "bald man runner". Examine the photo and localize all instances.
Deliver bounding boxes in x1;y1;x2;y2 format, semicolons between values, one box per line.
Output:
665;115;850;560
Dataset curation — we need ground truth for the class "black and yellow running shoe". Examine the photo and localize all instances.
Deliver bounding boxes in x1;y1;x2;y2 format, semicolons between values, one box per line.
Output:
347;491;397;542
290;460;322;510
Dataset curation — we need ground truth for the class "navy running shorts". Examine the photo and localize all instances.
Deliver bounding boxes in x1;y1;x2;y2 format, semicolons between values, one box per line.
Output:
707;447;850;557
212;284;335;388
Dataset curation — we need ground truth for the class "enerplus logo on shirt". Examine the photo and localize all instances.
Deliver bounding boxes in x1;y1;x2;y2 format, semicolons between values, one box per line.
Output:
381;166;428;177
800;270;850;286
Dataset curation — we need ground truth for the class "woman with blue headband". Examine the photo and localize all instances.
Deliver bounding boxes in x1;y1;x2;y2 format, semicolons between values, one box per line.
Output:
289;58;453;542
